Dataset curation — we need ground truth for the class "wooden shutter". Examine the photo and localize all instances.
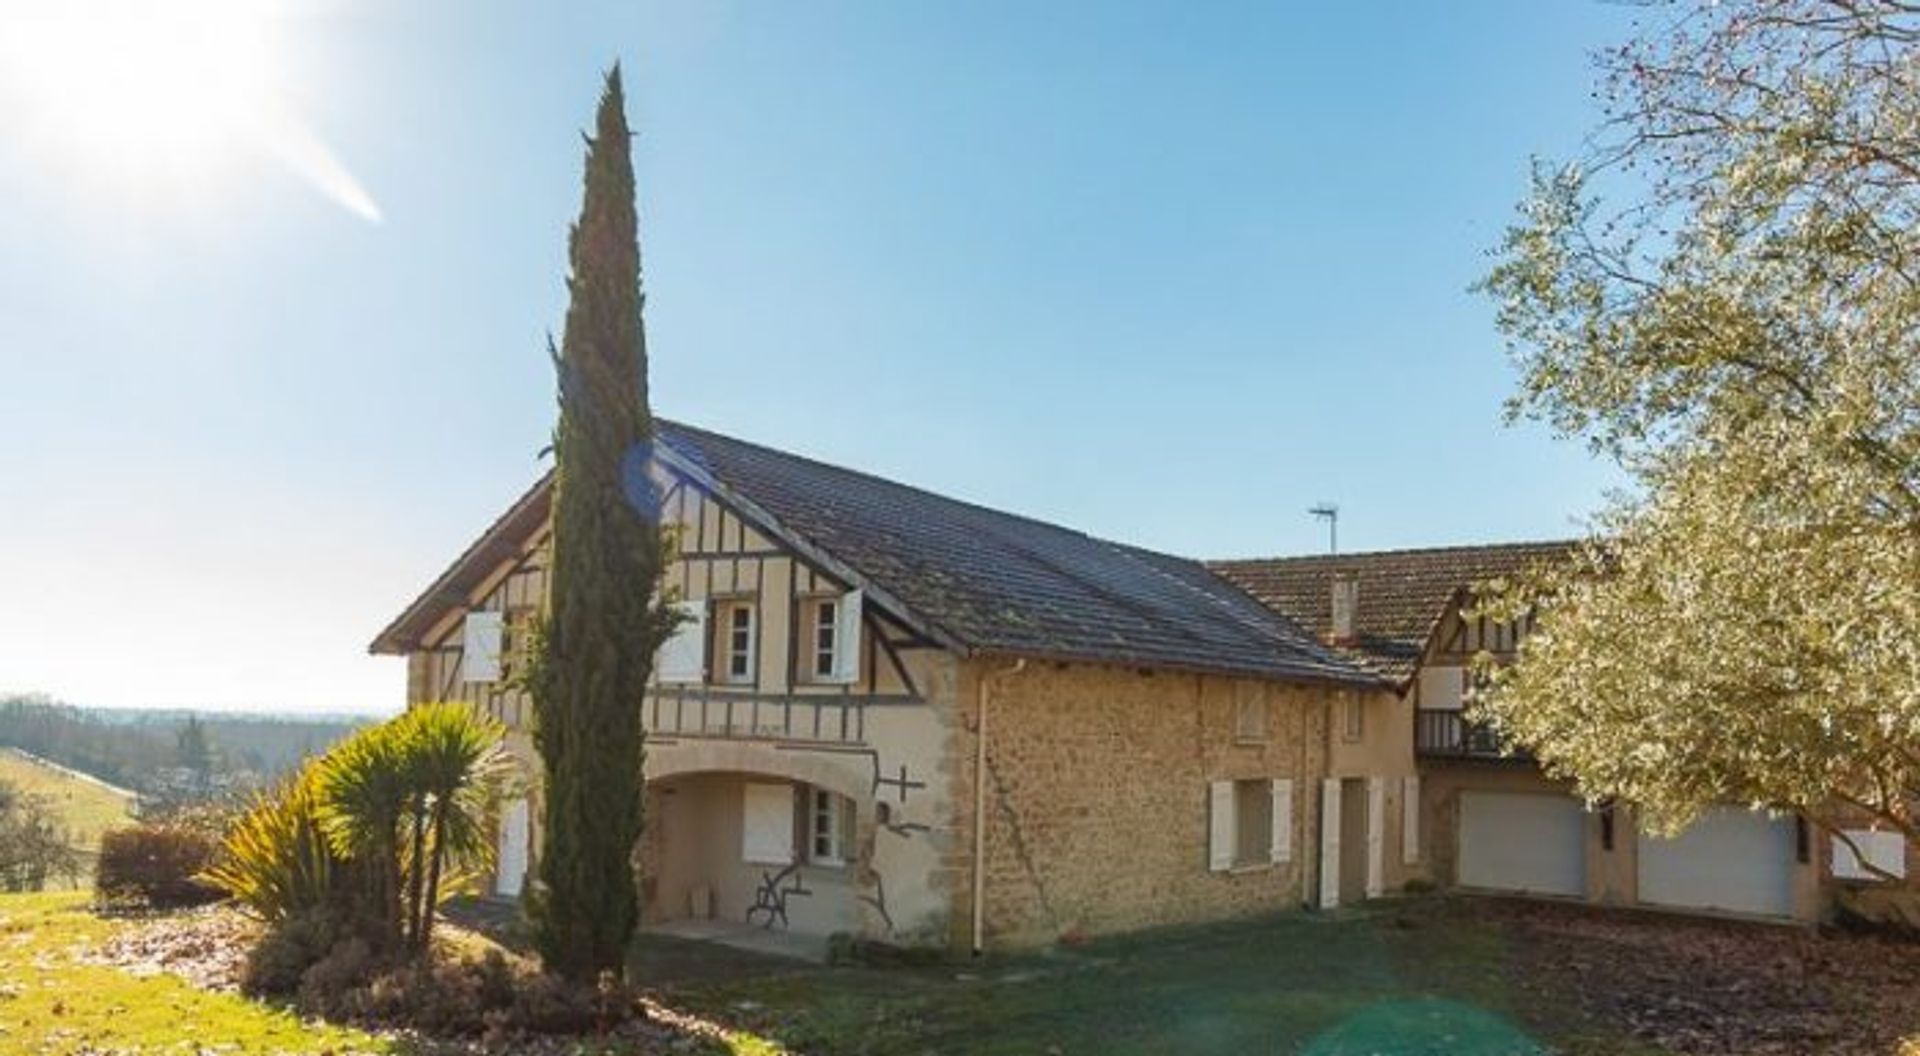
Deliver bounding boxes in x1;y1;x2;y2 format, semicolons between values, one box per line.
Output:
461;611;504;684
741;782;795;865
656;600;707;684
1366;777;1386;898
1402;776;1421;865
1319;778;1341;908
1269;779;1293;864
827;589;863;684
1208;780;1235;871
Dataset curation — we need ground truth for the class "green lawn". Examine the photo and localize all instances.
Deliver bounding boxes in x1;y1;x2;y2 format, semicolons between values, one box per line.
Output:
0;891;1679;1055
643;903;1666;1056
0;892;387;1055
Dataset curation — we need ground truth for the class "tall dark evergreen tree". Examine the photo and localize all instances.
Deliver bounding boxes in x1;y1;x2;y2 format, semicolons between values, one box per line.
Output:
527;66;675;982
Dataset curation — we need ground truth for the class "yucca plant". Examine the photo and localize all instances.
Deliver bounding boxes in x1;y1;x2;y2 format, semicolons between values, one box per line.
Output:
389;702;513;949
311;722;413;945
200;767;341;923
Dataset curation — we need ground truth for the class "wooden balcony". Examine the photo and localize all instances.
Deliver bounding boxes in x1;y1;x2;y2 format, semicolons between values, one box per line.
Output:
643;688;873;745
1414;708;1530;762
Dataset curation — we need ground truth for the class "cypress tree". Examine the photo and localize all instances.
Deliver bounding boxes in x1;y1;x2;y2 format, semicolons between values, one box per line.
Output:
527;66;674;982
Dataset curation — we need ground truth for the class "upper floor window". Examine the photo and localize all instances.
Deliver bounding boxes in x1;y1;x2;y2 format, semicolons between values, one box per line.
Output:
1343;693;1365;742
813;600;838;679
1234;689;1269;742
724;603;755;684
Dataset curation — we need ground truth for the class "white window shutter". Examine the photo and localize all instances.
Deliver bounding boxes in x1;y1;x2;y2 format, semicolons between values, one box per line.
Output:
1402;775;1421;865
741;782;795;865
461;611;504;684
1208;781;1235;871
1366;777;1386;898
1319;778;1342;908
656;600;707;684
827;589;863;683
1270;779;1293;864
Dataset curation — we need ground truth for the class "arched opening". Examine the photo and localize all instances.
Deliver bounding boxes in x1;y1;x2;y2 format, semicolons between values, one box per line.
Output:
639;756;871;941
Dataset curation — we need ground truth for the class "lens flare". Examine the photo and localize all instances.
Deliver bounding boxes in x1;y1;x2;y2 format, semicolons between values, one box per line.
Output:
0;0;381;221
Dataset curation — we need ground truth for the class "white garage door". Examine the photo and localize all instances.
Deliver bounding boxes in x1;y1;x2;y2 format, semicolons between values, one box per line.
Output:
1637;807;1795;918
1458;791;1587;898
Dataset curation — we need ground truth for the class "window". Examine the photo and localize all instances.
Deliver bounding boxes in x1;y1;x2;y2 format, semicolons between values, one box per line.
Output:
1834;829;1907;881
1233;779;1273;866
1209;778;1290;871
808;788;849;866
813;600;838;679
1234;691;1269;742
1343;694;1364;742
724;603;755;684
807;591;863;683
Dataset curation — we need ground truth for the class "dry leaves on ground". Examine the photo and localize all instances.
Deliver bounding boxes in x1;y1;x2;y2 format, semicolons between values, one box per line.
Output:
80;902;260;992
1493;900;1920;1056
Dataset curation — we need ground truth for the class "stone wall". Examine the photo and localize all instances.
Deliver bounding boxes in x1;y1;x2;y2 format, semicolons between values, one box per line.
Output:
950;660;1365;949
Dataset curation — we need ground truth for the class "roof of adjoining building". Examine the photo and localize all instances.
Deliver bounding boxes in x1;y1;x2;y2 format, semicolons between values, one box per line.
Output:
1206;541;1577;683
372;420;1383;689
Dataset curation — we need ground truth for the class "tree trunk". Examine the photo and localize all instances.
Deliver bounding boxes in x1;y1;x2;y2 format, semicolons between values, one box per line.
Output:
405;803;427;948
421;804;449;951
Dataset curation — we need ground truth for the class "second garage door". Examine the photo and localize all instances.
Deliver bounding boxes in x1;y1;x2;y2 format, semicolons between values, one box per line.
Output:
1636;807;1796;918
1458;791;1587;898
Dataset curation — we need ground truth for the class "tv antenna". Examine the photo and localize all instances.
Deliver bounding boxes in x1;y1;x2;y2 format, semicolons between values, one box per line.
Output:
1308;503;1339;555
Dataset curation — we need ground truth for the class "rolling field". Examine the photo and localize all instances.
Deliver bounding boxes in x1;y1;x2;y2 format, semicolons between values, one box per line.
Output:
0;747;136;883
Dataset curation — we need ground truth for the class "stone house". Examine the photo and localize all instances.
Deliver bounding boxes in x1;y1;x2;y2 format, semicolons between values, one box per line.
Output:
1214;544;1912;925
375;423;1907;949
371;421;1412;953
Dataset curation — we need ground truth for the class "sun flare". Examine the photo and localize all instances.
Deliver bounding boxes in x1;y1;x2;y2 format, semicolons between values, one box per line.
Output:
0;0;380;221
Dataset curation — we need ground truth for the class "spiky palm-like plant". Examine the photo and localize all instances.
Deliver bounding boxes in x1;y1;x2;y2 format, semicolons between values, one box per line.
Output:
311;723;411;945
200;767;341;923
390;702;513;950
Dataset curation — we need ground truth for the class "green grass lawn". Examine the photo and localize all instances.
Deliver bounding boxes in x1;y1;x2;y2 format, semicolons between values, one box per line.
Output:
645;903;1669;1056
0;749;136;888
0;890;1673;1055
0;892;389;1055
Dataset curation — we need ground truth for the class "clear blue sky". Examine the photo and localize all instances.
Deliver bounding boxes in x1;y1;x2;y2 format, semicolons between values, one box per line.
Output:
0;1;1641;714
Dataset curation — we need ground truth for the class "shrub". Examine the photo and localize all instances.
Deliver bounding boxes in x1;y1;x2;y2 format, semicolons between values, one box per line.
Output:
202;768;342;923
242;908;351;996
95;824;219;908
295;936;380;1013
278;930;626;1038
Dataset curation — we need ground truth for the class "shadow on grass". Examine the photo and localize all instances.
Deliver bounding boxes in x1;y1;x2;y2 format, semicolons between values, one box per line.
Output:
631;899;1650;1056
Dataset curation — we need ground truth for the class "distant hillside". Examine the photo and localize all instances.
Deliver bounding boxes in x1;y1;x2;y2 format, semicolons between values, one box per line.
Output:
0;694;367;800
0;748;135;888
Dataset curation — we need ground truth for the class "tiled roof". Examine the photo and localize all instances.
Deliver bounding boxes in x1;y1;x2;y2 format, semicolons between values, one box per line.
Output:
373;421;1382;688
1206;542;1577;683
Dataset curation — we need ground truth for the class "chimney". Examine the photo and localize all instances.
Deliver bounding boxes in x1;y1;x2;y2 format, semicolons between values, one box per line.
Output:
1330;573;1359;646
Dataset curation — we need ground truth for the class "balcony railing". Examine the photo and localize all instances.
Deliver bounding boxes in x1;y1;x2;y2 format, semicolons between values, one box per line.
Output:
643;688;869;745
1414;709;1529;760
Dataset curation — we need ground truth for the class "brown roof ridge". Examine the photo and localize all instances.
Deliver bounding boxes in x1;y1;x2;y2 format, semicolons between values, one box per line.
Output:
1206;537;1581;568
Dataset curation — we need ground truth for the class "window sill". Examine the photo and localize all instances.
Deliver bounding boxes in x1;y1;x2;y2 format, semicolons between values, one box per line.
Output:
1232;736;1270;747
1228;862;1275;875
